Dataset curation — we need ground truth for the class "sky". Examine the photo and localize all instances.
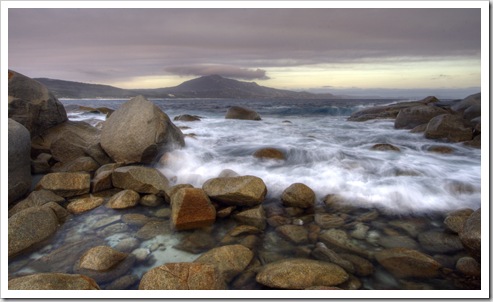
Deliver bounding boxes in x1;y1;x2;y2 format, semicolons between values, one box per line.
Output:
7;4;483;99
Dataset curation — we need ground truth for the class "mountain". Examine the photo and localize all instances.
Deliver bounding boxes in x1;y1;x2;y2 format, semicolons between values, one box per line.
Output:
35;75;335;99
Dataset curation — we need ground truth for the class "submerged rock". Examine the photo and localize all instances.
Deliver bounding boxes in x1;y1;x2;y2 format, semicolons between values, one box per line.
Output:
8;119;32;204
139;262;227;290
195;244;254;282
253;147;286;160
8;273;100;290
174;114;201;122
370;143;400;152
234;205;266;230
79;246;127;271
225;106;261;120
101;95;185;164
459;208;481;261
375;247;441;278
417;230;464;253
256;258;349;289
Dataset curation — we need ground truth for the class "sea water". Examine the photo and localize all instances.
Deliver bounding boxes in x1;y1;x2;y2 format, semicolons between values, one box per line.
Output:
63;98;481;214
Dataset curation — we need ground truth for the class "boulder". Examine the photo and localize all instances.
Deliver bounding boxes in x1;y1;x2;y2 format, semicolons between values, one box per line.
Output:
136;220;172;240
100;95;185;164
8;119;32;203
202;175;267;206
8;70;67;137
370;143;400;152
106;190;140;209
79;246;128;271
459;208;481;261
35;172;91;197
174;114;201;122
111;166;169;195
8;190;65;218
394;105;448;129
31;120;100;160
444;208;474;234
67;196;105;214
140;194;164;207
276;225;309;245
424;114;473;142
417;230;464;253
339;253;374;277
171;188;216;230
173;229;217;254
311;243;355;274
347;98;436;122
8;273;100;290
8;206;59;257
74;254;136;284
463;104;481;121
139;262;227;290
451;93;481;113
234;206;266;230
194;244;254;282
253;148;286;160
256;258;349;289
315;214;345;229
375;247;442;278
455;256;480;277
225;106;261;120
31;153;54;174
281;183;316;208
51;156;100;173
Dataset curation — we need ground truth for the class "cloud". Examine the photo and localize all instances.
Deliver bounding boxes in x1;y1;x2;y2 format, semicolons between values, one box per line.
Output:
164;65;270;80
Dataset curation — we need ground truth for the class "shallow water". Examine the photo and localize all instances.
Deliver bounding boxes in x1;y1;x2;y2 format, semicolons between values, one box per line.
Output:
8;98;481;290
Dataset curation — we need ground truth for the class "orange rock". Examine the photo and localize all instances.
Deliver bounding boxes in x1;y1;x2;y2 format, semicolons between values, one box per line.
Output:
171;188;216;230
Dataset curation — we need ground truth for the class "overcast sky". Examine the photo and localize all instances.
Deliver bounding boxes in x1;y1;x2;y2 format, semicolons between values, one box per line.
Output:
8;6;482;98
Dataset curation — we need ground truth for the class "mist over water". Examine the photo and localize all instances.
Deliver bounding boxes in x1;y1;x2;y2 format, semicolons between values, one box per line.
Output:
63;98;481;214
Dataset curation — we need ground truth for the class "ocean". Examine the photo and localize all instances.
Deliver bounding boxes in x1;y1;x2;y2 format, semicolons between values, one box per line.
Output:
64;97;481;214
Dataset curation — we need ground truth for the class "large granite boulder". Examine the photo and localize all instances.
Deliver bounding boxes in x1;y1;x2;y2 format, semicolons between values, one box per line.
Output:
8;119;32;203
101;95;185;164
202;175;267;207
375;247;442;278
194;244;254;282
225;106;261;120
30;121;102;161
139;262;227;290
281;183;316;209
171;188;216;230
459;208;481;261
451;93;481;113
8;206;59;258
394;105;448;129
8;190;65;218
8;273;100;290
255;258;349;289
424;114;473;142
8;70;67;137
111;166;169;195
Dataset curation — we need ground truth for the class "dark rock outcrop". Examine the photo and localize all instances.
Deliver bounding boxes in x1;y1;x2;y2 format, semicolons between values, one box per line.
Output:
8;70;67;137
394;105;448;129
8;119;32;203
424;114;473;142
225;106;261;120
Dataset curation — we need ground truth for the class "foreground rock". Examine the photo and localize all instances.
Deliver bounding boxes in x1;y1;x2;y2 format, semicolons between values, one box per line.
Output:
225;106;261;120
8;273;100;290
195;244;254;282
375;247;442;278
139;262;227;290
101;95;185;164
8;207;59;257
459;208;481;261
79;246;128;271
203;175;267;206
35;172;91;197
171;188;216;230
8;70;67;137
424;114;473;142
8;119;32;203
8;190;65;218
281;183;316;209
256;258;348;289
111;166;169;195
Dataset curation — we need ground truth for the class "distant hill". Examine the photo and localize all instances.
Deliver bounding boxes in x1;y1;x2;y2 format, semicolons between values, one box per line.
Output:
35;75;336;99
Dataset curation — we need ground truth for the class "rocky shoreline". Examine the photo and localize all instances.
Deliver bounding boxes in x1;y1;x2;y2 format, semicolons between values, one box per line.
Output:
8;70;481;291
